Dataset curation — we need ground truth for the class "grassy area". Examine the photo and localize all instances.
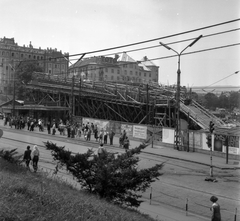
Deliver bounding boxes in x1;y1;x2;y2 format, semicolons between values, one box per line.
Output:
0;158;158;221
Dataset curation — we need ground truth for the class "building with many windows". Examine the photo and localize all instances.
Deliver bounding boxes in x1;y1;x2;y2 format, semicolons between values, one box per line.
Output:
0;36;69;95
69;52;159;84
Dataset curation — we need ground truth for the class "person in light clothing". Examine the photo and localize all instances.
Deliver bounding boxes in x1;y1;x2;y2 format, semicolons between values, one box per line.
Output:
31;145;40;172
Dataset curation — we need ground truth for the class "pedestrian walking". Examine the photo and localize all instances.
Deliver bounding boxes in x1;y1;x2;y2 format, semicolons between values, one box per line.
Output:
94;127;98;142
123;136;130;150
109;129;115;145
98;128;104;144
86;128;91;141
210;196;221;221
31;145;40;172
103;130;108;144
47;121;51;134
52;121;56;135
23;146;31;169
97;143;106;156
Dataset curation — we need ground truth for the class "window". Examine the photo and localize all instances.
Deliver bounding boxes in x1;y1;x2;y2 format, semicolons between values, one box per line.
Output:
33;55;36;59
111;76;113;80
21;54;23;58
117;69;120;74
144;73;146;77
139;72;141;76
12;53;14;57
124;70;127;75
117;76;119;80
135;71;138;76
105;68;108;72
130;71;132;75
111;69;114;73
55;64;57;68
29;55;31;58
149;73;151;77
6;66;8;70
48;70;51;74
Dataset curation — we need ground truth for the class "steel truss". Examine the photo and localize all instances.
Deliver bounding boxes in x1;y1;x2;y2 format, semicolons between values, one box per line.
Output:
24;74;179;126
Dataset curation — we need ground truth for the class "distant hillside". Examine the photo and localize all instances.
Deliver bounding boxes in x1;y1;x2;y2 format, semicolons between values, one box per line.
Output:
191;85;240;94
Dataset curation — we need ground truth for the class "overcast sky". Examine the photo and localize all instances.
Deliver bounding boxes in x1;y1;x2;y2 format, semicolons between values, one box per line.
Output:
0;0;239;87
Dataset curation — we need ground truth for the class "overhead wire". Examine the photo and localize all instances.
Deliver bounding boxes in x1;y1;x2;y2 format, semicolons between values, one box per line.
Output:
3;18;240;77
6;17;239;65
67;18;240;58
201;71;239;89
26;42;240;76
87;27;240;59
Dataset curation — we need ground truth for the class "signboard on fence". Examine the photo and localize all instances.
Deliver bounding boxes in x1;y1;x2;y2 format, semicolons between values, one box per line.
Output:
82;118;109;130
133;125;147;139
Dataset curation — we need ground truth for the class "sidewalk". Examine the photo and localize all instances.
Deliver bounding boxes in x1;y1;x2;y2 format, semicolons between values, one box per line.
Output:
1;120;239;170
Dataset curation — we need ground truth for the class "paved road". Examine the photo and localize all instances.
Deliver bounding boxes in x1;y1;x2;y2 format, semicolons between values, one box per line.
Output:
0;122;239;221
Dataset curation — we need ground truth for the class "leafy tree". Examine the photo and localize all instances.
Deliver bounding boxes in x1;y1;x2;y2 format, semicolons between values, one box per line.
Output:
15;61;43;99
229;91;240;110
44;141;164;208
218;92;229;109
204;92;218;110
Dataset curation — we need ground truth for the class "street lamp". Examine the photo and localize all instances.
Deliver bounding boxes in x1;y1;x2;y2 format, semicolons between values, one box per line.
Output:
160;35;202;150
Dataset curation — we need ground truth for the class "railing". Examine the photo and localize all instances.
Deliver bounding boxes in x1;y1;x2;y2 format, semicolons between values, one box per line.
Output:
180;102;209;129
191;99;225;125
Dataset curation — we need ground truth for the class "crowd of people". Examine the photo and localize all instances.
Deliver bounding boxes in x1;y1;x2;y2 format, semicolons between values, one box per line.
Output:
3;115;131;150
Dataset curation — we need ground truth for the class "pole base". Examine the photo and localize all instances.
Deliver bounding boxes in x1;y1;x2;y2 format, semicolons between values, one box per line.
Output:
205;176;218;182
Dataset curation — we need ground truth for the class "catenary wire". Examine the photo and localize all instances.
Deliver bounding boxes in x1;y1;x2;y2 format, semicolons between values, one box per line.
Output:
3;18;239;65
67;18;240;58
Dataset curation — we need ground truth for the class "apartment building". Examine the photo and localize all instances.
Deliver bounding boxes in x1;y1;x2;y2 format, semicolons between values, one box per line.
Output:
0;36;69;95
69;52;159;84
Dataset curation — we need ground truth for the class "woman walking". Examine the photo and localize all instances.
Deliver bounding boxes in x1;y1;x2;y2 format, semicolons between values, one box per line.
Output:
210;195;221;221
31;145;40;172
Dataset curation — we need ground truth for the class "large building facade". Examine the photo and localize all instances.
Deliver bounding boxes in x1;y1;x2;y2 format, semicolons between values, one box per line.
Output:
69;53;159;84
0;36;69;95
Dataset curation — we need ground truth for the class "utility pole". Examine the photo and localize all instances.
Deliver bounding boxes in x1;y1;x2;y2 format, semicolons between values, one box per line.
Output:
71;75;75;124
79;78;81;116
160;35;202;151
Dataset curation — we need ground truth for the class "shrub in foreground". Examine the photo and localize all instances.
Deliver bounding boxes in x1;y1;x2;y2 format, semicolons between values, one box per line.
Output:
45;141;164;208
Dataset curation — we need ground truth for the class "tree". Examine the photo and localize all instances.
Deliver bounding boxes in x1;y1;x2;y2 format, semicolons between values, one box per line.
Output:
204;93;218;110
44;141;164;208
15;61;43;99
229;91;240;110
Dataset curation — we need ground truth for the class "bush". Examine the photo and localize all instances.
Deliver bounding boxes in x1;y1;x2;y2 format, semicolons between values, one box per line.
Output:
44;141;164;208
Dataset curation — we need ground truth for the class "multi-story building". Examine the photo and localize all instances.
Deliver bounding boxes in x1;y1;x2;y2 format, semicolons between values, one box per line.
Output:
69;52;159;84
0;36;69;95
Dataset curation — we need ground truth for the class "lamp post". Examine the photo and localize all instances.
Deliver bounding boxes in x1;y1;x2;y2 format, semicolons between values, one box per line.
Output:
68;54;85;124
9;64;16;117
160;35;202;150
